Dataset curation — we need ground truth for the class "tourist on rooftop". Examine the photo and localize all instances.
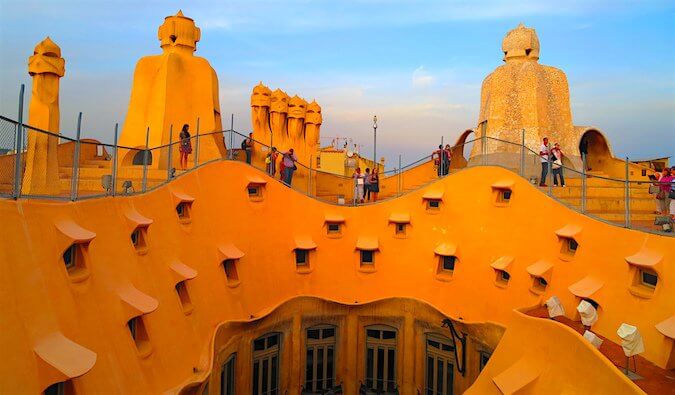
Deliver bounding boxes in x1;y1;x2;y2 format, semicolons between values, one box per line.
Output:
671;167;675;218
353;167;365;204
551;142;565;187
432;145;449;177
266;147;278;177
444;144;453;175
539;137;551;187
241;133;253;164
364;168;372;201
656;168;674;216
370;167;380;202
281;148;298;186
178;124;192;170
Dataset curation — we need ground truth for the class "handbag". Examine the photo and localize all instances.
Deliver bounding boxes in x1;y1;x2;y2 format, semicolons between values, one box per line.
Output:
654;215;672;226
552;159;562;170
648;185;659;194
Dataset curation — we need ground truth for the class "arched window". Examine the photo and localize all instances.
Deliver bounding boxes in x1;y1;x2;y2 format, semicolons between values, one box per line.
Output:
425;334;455;395
364;325;398;393
221;353;236;395
252;333;281;395
304;325;337;393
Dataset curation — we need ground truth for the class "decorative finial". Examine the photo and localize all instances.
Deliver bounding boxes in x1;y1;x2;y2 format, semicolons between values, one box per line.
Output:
177;10;184;17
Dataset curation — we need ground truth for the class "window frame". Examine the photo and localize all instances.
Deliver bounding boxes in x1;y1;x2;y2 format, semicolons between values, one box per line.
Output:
364;325;398;393
304;325;337;393
252;332;282;395
425;333;455;395
220;353;236;395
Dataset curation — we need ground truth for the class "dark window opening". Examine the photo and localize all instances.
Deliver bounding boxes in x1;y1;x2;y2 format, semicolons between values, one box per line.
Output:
253;333;281;395
175;281;192;313
327;223;341;233
442;256;456;272
427;200;441;209
525;48;532;56
396;223;406;235
132;150;152;166
479;351;491;371
221;354;236;395
305;326;337;392
176;202;191;219
641;270;658;288
62;244;82;272
223;259;239;283
499;270;510;282
248;186;260;196
361;250;374;265
568;238;578;252
500;189;512;202
295;249;308;266
537;277;548;287
130;226;148;252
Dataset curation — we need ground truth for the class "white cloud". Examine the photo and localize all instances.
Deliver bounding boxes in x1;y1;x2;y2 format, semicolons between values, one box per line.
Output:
412;66;435;88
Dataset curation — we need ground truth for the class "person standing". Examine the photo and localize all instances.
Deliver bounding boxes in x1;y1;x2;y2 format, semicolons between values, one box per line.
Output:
656;168;674;216
281;148;298;186
266;147;278;176
432;145;444;177
443;144;453;175
551;142;565;187
370;167;380;202
241;133;253;164
353;167;365;204
539;137;551;186
178;124;192;170
364;168;372;201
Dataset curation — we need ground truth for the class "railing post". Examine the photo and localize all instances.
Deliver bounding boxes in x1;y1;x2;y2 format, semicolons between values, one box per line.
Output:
581;153;587;213
167;124;173;180
194;117;200;168
625;156;631;228
111;123;119;196
70;112;83;201
398;154;402;196
229;113;234;160
308;157;312;195
142;127;149;192
547;156;552;196
520;128;525;176
481;122;487;166
13;84;25;199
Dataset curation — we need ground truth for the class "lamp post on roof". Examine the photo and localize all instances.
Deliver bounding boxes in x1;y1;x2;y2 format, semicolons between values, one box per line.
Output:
373;115;378;168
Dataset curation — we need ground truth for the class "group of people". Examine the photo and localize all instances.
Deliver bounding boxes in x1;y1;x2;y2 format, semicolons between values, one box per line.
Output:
241;133;299;186
539;137;566;187
353;167;380;203
654;167;675;217
432;144;453;176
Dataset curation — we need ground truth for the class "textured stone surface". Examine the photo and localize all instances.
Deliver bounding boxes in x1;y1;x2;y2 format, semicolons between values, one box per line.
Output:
474;23;574;162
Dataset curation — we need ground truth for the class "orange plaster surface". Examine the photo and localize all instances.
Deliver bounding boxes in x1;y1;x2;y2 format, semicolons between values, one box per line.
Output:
1;162;673;393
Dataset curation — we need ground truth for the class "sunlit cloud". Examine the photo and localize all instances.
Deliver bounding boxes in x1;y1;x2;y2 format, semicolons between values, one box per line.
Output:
412;66;435;88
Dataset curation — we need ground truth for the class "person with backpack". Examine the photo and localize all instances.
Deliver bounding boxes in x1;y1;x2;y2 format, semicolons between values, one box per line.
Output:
281;148;298;186
241;133;253;164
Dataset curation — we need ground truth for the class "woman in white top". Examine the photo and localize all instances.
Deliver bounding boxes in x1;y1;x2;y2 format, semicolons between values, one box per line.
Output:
551;143;565;187
353;167;365;204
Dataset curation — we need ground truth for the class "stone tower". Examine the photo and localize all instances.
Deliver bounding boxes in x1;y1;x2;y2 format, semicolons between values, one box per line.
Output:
118;10;226;169
473;23;574;163
22;37;64;195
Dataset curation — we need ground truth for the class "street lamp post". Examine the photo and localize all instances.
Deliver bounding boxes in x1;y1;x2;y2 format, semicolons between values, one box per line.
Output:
373;115;378;167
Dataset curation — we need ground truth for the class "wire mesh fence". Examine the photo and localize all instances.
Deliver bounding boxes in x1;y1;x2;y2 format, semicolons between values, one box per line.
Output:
0;117;18;197
0;113;672;236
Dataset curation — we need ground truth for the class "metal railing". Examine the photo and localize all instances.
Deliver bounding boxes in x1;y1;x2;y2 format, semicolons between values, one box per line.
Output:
0;111;672;236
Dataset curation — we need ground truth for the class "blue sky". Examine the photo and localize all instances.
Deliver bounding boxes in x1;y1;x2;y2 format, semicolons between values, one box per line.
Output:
1;0;673;164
